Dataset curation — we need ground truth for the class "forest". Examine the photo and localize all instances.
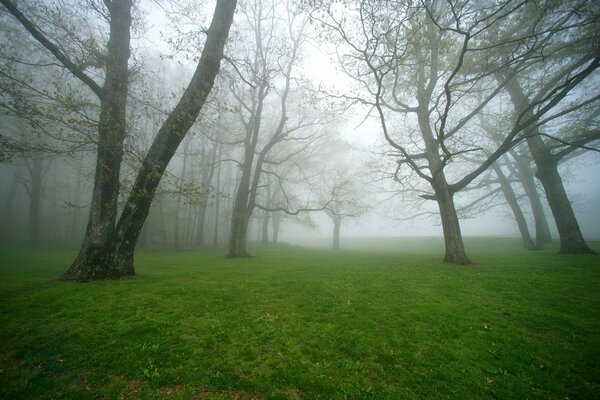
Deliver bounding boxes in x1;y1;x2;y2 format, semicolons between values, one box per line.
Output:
0;0;599;398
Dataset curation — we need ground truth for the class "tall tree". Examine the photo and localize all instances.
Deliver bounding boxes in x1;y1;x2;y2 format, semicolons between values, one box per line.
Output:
226;0;330;257
64;0;237;278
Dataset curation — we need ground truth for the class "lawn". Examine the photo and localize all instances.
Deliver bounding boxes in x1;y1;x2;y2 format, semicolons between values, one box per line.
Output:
0;237;599;399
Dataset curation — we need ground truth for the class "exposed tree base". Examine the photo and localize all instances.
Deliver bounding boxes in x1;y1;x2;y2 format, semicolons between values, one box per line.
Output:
61;246;135;281
558;243;596;255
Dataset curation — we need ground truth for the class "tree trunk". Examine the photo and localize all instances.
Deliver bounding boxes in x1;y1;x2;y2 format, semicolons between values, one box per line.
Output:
535;157;594;254
61;0;133;280
508;150;552;248
504;77;594;254
228;207;251;257
492;163;536;250
62;0;237;280
332;215;341;250
434;178;471;265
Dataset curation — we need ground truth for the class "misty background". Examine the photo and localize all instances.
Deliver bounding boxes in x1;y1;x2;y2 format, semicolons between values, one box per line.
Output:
1;0;599;253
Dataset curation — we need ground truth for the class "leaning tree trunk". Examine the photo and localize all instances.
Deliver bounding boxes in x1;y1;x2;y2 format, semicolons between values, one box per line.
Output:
63;0;237;280
493;163;536;250
535;156;595;254
61;0;133;280
434;177;471;265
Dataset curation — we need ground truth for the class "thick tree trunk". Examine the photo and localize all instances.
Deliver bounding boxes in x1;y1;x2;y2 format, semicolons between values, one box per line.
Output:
332;215;341;250
508;150;552;248
228;207;251;257
62;0;133;280
434;178;471;265
62;0;237;280
535;157;594;254
493;163;536;250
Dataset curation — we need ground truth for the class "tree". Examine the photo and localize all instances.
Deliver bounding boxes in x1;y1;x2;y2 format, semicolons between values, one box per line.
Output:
491;160;535;250
314;0;599;264
1;0;237;279
225;0;331;257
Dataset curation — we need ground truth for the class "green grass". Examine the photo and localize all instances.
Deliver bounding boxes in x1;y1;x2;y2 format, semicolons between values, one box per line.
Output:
1;237;599;399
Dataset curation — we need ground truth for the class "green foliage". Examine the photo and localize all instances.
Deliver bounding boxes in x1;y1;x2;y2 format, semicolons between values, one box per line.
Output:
0;239;599;399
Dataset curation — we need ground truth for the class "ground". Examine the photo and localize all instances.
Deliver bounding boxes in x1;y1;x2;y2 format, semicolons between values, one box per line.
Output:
0;237;599;399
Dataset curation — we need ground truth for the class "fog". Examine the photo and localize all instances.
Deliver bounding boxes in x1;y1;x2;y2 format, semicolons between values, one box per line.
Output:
1;0;599;260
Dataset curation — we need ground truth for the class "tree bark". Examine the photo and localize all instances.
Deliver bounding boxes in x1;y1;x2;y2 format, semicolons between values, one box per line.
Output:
61;0;133;280
62;0;237;280
492;163;536;250
433;176;471;265
228;207;251;257
535;157;594;253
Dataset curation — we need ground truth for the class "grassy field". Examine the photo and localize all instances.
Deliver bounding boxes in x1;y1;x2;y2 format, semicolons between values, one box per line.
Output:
1;237;599;399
